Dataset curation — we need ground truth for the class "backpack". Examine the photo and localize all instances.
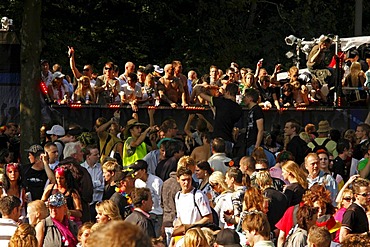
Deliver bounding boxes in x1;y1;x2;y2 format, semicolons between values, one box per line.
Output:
311;138;330;153
176;189;219;226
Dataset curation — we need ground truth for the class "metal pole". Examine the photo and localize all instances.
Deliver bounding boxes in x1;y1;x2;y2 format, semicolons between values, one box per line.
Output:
355;0;363;36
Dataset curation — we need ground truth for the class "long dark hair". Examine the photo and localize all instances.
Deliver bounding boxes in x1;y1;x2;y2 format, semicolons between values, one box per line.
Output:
2;163;22;192
196;161;213;175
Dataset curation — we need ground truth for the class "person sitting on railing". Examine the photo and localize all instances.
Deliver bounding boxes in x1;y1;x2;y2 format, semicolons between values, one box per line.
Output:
308;77;328;106
291;80;309;107
48;72;70;104
342;61;367;106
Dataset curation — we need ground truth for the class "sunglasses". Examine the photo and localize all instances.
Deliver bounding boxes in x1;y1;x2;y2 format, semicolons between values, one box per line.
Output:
209;183;218;189
343;197;352;201
104;67;113;71
83;68;90;71
357;192;370;197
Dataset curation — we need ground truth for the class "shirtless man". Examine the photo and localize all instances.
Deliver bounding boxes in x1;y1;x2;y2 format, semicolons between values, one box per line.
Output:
119;61;136;84
172;60;190;104
157;64;187;108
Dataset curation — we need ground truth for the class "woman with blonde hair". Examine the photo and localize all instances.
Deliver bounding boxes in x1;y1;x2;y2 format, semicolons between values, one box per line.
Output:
95;200;121;223
343;61;367;104
73;75;96;103
8;223;38;247
209;171;233;229
282;160;308;206
27;200;49;226
182;227;210;247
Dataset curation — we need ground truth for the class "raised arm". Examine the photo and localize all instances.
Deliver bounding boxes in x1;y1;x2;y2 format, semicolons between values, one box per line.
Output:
68;46;83;80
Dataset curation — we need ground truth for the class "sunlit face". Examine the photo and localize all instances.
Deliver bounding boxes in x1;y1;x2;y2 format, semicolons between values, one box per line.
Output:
103;169;114;182
82;78;90;88
49;205;66;222
45;146;59;164
27;206;37;225
305;155;320;178
96;210;110;223
79;229;91;246
354;186;370;207
56;173;66;186
355;126;366;140
137;71;146;83
103;64;114;77
318;153;329;171
177;174;193;193
281;168;289;181
88;148;100;165
194;166;206;179
210;68;218;78
28;153;36;163
225;173;233;189
127;76;137;88
341;192;353;209
83;66;92;76
6;166;19;181
313;201;326;218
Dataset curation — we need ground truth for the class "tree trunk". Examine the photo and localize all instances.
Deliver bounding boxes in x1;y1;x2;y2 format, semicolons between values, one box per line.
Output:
20;0;42;164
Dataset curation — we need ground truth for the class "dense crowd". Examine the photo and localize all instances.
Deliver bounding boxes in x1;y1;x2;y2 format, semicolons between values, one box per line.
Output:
1;36;370;247
41;39;370;110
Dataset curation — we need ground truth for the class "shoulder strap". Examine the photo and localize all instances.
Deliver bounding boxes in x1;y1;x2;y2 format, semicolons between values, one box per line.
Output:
322;138;330;147
311;139;318;147
293;204;299;225
101;134;112;155
193;188;203;217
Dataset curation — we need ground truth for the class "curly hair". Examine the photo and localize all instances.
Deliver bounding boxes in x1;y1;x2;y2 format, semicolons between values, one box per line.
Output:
8;223;38;247
243;187;265;212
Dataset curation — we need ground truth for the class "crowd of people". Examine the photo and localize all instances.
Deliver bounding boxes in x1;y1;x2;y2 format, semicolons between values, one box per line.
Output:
40;39;370;110
0;36;370;247
1;92;370;246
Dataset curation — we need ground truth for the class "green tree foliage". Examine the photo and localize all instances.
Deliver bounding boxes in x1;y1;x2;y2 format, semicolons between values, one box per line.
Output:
1;0;370;75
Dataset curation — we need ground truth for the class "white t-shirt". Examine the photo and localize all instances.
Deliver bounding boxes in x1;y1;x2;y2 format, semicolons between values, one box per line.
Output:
175;188;212;224
135;173;163;215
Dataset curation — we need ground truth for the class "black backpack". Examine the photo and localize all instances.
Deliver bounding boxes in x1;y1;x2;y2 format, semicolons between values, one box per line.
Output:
311;138;330;153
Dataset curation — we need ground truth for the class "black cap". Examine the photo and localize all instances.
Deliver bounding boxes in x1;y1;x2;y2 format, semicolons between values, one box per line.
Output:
129;160;148;171
215;229;241;247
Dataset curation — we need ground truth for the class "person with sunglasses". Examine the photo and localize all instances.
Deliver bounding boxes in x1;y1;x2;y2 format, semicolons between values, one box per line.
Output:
68;46;96;87
94;62;120;104
340;177;370;242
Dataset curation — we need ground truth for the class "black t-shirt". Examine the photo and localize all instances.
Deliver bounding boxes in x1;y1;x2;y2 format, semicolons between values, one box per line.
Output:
286;136;308;166
212;96;242;142
342;203;369;234
245;104;264;148
333;156;348;182
264;187;288;231
283;183;306;207
21;165;48;200
258;85;276;104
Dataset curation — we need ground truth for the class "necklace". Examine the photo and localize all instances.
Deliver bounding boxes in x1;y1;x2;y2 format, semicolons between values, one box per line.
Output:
115;187;133;205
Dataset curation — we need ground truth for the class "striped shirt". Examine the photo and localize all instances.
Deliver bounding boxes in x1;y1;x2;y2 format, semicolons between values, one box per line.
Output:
0;218;18;245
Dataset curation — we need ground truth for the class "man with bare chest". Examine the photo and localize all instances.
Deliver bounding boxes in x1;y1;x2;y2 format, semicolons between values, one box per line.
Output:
157;64;187;108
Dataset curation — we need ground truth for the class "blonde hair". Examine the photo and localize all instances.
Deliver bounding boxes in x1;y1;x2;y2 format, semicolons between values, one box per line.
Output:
339;188;353;208
102;161;121;172
8;223;38;247
183;227;210;247
27;200;49;225
95;200;121;221
177;156;196;171
209;171;230;192
350;62;362;87
282;160;308;189
255;170;273;189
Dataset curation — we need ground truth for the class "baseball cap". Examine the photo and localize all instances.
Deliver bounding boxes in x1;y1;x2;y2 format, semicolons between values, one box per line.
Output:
215;229;242;247
48;193;67;207
25;144;44;154
46;125;65;136
52;71;65;81
129;160;148;171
